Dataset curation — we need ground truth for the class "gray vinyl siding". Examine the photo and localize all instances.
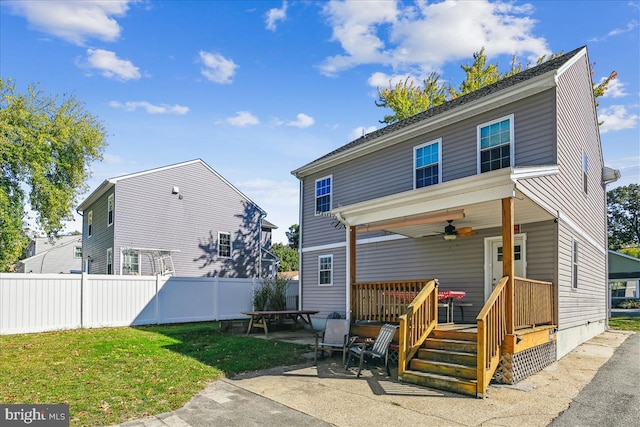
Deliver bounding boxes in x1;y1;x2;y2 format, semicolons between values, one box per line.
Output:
82;190;115;275
557;222;607;329
301;248;347;320
81;161;263;277
112;162;261;277
18;238;83;274
301;90;557;249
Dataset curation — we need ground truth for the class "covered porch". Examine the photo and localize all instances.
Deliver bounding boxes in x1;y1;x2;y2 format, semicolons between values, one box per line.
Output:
331;167;559;397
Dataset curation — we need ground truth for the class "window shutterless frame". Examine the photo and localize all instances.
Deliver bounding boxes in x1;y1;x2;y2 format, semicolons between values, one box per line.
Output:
218;231;232;258
477;114;514;174
318;254;333;286
315;175;332;215
107;194;114;227
414;139;442;189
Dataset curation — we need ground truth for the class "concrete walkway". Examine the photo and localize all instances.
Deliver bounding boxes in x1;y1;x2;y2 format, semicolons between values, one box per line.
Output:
110;329;636;427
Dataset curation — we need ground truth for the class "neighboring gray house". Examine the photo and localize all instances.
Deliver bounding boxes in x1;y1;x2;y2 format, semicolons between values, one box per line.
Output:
77;159;276;277
16;235;83;273
292;46;619;396
609;250;640;301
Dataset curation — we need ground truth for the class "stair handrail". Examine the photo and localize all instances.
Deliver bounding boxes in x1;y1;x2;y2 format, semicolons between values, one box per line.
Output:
476;275;508;398
398;279;439;377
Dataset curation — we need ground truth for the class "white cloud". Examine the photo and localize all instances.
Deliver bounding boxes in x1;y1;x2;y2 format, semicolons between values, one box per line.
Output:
598;105;639;134
83;49;141;80
349;125;378;141
319;0;549;76
226;111;260;127
600;77;627;98
109;101;189;115
6;0;133;45
265;1;288;31
199;51;238;84
287;113;315;128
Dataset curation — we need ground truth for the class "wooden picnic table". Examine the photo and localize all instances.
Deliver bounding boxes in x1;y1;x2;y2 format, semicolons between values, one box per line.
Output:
241;310;319;337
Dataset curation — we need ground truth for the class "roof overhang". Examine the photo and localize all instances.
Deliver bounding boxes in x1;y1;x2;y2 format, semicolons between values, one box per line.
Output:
331;166;559;238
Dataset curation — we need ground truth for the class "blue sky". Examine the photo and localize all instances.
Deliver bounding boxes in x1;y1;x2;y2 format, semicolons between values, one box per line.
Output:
1;0;638;244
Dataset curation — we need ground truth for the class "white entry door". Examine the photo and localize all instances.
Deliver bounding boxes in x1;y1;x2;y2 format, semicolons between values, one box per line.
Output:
484;235;526;300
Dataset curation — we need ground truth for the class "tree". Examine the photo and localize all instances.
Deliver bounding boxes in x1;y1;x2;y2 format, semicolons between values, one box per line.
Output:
270;242;299;272
0;78;107;271
607;184;639;250
286;224;299;249
376;48;616;124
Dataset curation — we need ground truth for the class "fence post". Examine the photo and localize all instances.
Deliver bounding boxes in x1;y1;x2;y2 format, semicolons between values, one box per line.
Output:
80;272;86;329
213;276;220;321
155;275;160;325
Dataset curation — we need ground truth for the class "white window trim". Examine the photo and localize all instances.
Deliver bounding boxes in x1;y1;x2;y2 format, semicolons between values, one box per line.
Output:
120;249;141;275
413;138;442;189
87;210;93;238
218;231;232;258
107;247;113;275
107;194;114;227
318;254;333;287
572;238;579;290
582;151;588;194
476;114;515;174
314;174;333;216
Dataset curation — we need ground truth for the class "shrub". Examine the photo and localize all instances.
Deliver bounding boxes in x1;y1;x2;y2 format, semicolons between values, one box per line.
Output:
619;299;640;309
252;277;289;311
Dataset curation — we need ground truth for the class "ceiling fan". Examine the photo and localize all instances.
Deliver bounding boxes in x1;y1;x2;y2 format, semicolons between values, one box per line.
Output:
441;220;476;240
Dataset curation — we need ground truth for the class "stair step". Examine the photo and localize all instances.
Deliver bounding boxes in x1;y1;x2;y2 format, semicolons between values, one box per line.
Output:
410;358;477;379
431;329;477;342
401;370;478;397
424;338;477;353
417;348;477;366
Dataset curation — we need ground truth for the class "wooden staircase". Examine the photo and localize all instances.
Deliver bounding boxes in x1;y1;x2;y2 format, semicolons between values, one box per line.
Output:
399;327;478;396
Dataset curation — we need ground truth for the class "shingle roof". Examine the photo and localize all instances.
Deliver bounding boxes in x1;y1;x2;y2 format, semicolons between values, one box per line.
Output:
299;46;586;170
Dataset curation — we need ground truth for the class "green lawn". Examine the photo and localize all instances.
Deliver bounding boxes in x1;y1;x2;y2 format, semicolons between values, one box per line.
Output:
609;315;640;332
0;322;309;426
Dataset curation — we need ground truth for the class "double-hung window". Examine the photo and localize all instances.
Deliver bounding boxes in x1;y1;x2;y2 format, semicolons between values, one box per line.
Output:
122;250;140;275
107;194;114;226
583;151;588;194
318;255;333;286
572;239;579;289
88;211;93;237
74;246;82;258
218;232;231;258
414;139;441;188
478;114;514;173
315;175;332;214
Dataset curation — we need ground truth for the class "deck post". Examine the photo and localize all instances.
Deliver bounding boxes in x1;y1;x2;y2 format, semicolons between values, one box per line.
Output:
348;225;356;320
502;197;515;335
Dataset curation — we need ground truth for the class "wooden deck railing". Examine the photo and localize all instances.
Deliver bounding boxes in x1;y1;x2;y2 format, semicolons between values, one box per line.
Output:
398;279;439;376
514;277;554;329
476;276;508;398
351;280;433;323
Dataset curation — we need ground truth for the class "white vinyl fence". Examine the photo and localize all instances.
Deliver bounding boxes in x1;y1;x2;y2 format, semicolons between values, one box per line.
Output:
0;273;299;335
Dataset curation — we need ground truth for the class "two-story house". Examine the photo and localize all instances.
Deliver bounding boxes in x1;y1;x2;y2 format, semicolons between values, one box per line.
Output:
78;159;277;278
292;46;619;396
16;235;83;273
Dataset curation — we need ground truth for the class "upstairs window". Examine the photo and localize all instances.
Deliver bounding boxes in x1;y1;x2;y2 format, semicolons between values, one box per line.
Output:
318;255;333;286
88;211;93;237
218;232;232;258
74;246;82;258
315;175;332;214
107;194;114;226
583;151;588;194
478;115;514;173
414;139;441;188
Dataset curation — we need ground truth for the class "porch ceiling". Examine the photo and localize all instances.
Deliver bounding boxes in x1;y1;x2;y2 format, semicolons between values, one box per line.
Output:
332;167;558;238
